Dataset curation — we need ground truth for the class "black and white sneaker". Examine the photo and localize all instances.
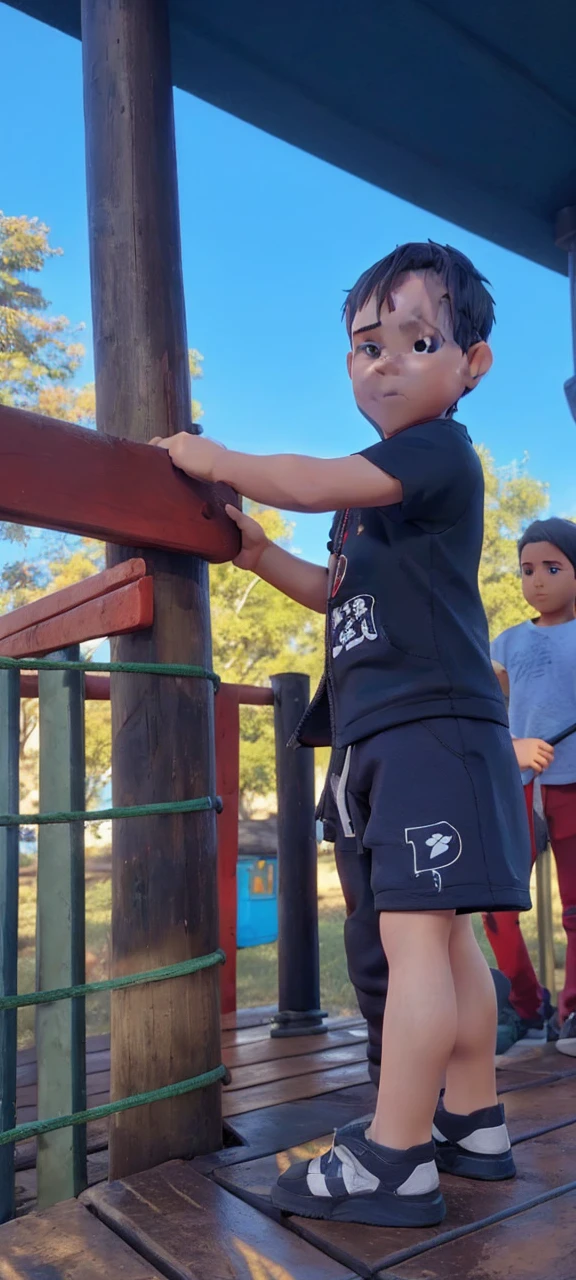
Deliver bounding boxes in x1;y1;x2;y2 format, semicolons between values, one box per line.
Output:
433;1100;515;1180
556;1012;576;1057
271;1130;446;1227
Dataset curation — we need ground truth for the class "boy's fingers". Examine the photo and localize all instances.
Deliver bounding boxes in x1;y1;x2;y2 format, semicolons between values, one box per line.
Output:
225;504;244;525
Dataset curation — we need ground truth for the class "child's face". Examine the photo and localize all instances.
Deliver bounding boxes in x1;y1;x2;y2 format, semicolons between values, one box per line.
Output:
520;541;576;617
346;271;492;437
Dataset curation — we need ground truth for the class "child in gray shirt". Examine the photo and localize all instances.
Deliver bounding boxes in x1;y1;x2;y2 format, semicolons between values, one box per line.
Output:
488;517;576;1058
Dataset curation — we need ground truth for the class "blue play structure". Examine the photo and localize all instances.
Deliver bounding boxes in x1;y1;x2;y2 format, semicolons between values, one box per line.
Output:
237;854;278;948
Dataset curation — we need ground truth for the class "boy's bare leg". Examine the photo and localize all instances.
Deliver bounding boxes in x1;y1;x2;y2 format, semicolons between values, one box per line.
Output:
368;910;456;1149
443;913;499;1114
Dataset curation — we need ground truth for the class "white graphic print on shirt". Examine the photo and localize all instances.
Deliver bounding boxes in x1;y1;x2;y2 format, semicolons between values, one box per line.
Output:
331;595;378;659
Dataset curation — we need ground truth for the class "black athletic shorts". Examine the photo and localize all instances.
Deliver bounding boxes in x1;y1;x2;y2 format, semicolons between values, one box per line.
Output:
335;717;532;914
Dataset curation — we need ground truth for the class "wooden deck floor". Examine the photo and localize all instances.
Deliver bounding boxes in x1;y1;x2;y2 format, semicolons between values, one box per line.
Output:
4;1010;576;1278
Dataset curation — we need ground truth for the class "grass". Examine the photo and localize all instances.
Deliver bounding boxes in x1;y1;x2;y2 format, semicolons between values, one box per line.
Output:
16;849;567;1049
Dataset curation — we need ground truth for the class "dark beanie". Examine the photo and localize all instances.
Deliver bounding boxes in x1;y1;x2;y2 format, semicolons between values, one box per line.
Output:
518;518;576;574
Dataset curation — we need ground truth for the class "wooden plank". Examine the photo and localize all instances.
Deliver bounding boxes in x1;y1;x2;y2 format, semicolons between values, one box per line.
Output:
215;684;239;1016
194;1083;378;1174
0;578;153;659
0;668;19;1223
0;559;146;642
0;404;239;563
388;1188;576;1279
36;647;87;1208
223;1061;371;1116
82;0;222;1177
0;1198;165;1279
213;1122;576;1277
225;1043;370;1092
83;1161;360;1279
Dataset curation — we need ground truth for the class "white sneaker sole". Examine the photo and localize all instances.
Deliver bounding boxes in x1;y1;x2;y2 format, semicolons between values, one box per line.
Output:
556;1039;576;1057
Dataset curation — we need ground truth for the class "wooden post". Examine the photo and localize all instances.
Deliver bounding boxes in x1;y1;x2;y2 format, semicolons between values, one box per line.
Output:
215;687;240;1015
270;673;326;1037
36;647;87;1208
0;669;19;1223
81;0;222;1175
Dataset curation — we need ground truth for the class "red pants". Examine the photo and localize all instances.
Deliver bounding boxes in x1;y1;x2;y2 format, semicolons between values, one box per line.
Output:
483;781;576;1022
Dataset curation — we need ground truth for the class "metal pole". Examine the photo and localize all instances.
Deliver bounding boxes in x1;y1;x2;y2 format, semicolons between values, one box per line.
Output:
270;673;326;1037
536;846;557;1003
555;206;576;422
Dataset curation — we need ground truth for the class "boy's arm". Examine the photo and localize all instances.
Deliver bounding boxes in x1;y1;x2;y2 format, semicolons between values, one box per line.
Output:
150;435;402;513
227;505;329;613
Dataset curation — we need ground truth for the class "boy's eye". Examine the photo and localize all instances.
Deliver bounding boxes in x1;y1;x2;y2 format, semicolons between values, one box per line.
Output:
521;567;533;576
413;335;439;354
358;342;381;359
548;566;560;575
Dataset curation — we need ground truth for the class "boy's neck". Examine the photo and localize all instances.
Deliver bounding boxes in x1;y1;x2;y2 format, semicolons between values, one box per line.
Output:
534;604;576;628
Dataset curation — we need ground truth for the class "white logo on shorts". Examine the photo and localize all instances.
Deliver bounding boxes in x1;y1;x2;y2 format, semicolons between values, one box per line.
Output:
405;821;462;893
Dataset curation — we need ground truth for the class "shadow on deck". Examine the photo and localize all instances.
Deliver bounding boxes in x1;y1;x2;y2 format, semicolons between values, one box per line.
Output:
2;1010;576;1278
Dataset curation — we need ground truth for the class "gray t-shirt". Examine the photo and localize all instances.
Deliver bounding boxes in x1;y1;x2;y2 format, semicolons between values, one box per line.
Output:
491;618;576;785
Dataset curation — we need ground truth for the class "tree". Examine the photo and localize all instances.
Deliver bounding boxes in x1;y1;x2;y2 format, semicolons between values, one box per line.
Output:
0;213;85;409
478;447;549;637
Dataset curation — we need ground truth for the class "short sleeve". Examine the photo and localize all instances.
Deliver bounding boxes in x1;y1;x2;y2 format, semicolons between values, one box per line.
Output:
359;422;480;526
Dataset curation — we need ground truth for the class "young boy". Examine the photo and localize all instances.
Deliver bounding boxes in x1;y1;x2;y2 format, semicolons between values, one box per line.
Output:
152;241;531;1227
488;517;576;1057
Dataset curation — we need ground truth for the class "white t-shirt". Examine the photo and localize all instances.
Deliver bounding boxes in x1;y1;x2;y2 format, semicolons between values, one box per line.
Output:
491;618;576;785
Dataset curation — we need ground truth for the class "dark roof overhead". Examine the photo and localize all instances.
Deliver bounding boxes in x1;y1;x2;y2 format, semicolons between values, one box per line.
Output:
6;0;576;273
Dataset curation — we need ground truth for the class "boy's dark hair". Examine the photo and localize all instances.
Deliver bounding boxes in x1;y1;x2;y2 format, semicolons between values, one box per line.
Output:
343;241;495;354
518;518;576;575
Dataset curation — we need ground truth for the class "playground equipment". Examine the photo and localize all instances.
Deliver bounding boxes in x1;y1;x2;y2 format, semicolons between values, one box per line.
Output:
0;561;326;1220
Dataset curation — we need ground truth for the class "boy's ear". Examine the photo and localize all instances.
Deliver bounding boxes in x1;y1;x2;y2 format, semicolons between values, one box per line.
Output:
465;341;493;389
346;350;353;379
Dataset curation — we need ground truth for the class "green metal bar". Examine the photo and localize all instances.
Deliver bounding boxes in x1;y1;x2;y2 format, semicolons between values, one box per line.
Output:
536;845;557;1002
36;648;87;1209
0;669;19;1223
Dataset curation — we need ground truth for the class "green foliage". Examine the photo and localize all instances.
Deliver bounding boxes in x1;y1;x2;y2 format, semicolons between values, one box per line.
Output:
0;213;85;408
478;446;549;637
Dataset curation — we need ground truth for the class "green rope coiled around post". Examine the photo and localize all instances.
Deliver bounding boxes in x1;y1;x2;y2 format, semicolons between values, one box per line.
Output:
0;654;220;688
0;795;223;827
0;1065;227;1147
0;948;225;1011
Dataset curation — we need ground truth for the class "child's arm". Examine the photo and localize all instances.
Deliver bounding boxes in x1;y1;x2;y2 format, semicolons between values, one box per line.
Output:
227;506;329;614
150;435;402;513
491;660;554;774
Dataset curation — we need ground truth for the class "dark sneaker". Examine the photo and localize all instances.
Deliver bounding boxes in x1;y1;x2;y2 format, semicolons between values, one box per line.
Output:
271;1131;446;1227
556;1012;576;1057
433;1101;515;1180
496;986;555;1056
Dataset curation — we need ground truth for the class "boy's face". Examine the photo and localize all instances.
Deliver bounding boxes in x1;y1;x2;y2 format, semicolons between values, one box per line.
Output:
520;541;576;617
346;271;492;437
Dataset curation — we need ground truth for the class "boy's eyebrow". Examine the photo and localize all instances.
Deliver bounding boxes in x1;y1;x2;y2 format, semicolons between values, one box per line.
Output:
352;321;381;336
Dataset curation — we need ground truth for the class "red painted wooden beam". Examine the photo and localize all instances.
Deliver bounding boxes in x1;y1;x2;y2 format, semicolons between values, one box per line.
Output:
0;404;240;563
0;559;146;643
0;578;153;659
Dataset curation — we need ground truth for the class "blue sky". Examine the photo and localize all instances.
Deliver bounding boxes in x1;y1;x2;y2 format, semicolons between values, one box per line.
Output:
2;2;576;568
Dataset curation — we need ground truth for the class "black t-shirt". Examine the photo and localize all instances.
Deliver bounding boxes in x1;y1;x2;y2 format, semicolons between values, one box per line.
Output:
297;418;507;749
